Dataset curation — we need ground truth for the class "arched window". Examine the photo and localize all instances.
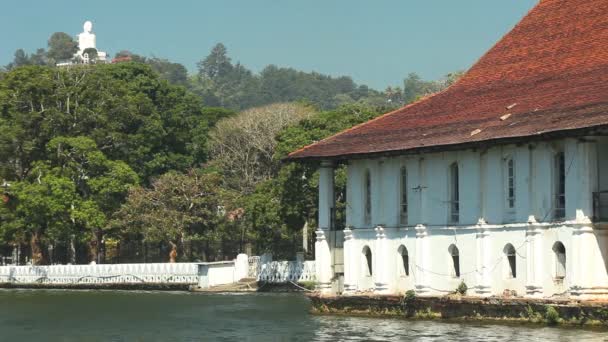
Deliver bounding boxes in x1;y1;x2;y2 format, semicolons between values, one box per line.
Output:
506;158;516;209
362;246;372;276
398;245;409;276
364;169;372;225
400;167;408;225
553;242;566;279
449;163;460;223
554;152;566;219
448;244;460;278
504;243;516;278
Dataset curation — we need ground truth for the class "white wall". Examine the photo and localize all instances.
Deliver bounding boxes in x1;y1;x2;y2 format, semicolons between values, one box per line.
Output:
336;137;608;299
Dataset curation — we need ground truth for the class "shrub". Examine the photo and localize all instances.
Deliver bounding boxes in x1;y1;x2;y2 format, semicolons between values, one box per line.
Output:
404;290;416;302
456;281;468;295
545;306;561;325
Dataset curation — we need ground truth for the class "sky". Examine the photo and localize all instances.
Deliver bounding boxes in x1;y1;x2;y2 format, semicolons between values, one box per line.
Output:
0;0;538;90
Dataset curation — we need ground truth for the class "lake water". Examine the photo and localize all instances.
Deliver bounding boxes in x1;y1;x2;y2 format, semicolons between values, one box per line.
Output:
0;290;607;341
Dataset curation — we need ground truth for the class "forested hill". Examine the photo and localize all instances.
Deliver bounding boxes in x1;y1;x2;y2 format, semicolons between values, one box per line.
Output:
4;39;462;111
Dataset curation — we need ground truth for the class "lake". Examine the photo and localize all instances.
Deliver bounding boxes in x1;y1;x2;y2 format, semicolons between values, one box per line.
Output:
0;290;606;341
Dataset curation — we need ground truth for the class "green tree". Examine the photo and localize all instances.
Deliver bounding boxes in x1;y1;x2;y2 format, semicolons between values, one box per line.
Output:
113;170;231;262
197;43;233;80
0;63;209;184
82;48;98;63
47;32;78;62
46;136;138;262
4;170;78;265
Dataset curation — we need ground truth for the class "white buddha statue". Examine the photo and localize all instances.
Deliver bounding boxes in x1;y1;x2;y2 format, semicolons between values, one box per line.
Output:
78;21;97;52
75;20;107;63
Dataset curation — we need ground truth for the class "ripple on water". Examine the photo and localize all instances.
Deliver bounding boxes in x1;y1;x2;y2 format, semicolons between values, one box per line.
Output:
0;290;606;341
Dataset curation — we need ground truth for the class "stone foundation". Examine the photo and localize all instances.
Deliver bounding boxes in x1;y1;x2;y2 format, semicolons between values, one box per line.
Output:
308;293;608;327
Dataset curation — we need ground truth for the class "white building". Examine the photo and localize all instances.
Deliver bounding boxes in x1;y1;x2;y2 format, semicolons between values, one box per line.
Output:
287;0;608;299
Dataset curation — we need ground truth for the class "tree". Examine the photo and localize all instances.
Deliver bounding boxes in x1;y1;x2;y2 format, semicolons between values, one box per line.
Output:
6;169;78;265
113;170;231;262
0;63;209;184
243;104;388;256
197;43;233;80
47;32;78;62
82;48;98;63
12;49;30;68
209;103;315;194
46;136;138;262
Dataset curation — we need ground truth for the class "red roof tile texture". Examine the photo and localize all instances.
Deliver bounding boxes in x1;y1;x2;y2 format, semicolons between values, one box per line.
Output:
288;0;608;160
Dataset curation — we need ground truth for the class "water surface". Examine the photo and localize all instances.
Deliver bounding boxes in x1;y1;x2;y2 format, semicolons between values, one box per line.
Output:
0;290;606;341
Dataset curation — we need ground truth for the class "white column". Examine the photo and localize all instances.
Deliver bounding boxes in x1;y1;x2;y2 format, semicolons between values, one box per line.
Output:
570;225;595;298
342;227;357;294
315;161;334;294
318;161;335;230
374;225;389;294
475;219;491;296
566;140;597;222
482;148;503;223
525;218;544;297
414;224;430;294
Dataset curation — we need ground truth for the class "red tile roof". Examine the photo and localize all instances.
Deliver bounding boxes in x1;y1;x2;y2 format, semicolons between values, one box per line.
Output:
287;0;608;160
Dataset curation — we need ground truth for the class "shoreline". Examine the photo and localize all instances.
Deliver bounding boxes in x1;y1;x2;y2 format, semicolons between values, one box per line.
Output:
307;293;608;328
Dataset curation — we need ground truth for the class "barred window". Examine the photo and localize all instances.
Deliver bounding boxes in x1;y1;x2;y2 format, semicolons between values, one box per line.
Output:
449;163;459;223
554;152;566;219
506;158;515;209
400;167;408;225
364;169;371;224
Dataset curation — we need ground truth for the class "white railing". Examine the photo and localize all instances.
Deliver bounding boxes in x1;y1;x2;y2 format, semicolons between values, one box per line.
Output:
0;254;314;287
258;260;316;283
0;263;200;285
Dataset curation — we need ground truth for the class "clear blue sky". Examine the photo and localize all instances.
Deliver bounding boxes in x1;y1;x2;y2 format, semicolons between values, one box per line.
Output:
0;0;537;89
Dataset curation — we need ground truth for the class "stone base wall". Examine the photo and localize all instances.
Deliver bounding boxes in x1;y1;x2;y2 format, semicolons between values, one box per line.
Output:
309;294;608;326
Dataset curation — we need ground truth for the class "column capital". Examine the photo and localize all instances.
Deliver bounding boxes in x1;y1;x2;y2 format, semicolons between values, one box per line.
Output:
374;225;386;239
344;227;354;240
415;224;427;238
315;229;327;242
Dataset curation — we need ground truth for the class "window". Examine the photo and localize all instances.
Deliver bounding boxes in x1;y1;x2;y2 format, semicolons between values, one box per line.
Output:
400;167;408;225
362;246;372;276
506;158;516;209
364;169;372;225
553;242;566;279
449;163;460;223
448;244;460;278
504;244;516;278
398;245;409;276
554;152;566;219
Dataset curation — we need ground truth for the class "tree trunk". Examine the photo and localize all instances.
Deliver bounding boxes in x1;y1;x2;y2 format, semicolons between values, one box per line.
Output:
88;229;103;264
30;231;45;265
68;236;76;264
169;241;177;263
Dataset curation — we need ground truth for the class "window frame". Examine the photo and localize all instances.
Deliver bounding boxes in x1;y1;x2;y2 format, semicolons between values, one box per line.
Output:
449;162;460;224
398;245;409;277
399;166;408;226
554;151;566;220
553;242;566;280
504;243;517;279
364;169;372;225
448;244;460;278
505;157;516;211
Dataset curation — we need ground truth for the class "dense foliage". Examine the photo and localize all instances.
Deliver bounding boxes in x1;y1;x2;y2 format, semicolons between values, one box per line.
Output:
1;39;461;264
